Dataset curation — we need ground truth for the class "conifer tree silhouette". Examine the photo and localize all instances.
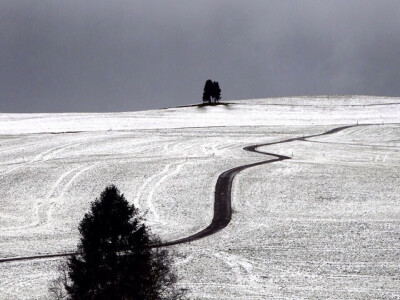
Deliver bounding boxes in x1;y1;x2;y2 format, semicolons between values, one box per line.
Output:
202;79;213;103
202;79;221;104
211;81;221;103
60;185;183;299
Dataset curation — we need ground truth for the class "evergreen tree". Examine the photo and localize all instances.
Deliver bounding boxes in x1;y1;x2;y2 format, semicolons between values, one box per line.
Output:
202;79;222;104
58;185;182;300
211;81;221;103
202;79;213;103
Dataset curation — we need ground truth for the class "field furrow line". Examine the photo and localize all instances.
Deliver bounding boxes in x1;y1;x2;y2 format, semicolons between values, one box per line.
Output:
146;161;187;225
133;164;171;209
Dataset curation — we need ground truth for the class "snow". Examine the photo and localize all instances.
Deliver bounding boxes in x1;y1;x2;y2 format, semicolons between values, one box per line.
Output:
0;96;399;299
1;95;400;135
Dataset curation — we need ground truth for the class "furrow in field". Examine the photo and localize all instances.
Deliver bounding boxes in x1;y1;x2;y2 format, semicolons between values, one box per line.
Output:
46;164;97;226
133;164;171;209
32;143;76;162
146;161;188;225
0;165;96;232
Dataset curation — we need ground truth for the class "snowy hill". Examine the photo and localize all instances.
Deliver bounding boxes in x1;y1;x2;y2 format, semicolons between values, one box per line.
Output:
1;96;400;134
0;96;399;299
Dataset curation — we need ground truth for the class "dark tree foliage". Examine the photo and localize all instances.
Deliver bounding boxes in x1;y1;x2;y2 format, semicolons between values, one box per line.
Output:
211;81;221;103
58;185;183;300
202;79;222;104
202;79;213;103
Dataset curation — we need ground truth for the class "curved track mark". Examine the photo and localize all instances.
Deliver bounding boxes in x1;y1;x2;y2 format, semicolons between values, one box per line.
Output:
147;161;188;225
134;164;171;209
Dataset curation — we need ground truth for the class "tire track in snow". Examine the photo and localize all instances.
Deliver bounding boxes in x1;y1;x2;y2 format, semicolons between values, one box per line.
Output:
175;254;194;267
32;143;81;162
212;251;263;294
0;124;381;263
0;165;22;177
133;164;171;210
37;167;82;227
146;161;187;225
46;164;97;226
0;165;96;232
38;165;96;228
0;142;82;176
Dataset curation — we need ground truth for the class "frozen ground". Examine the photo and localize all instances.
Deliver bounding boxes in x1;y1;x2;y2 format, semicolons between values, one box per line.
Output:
0;96;399;299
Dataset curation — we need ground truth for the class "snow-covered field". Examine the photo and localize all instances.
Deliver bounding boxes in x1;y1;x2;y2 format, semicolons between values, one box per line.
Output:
0;96;399;299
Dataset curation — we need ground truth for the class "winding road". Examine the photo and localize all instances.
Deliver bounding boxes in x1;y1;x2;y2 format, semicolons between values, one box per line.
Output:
0;124;364;262
158;124;357;246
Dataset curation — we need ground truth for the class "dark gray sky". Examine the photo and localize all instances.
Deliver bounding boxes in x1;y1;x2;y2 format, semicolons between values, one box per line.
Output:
2;0;400;112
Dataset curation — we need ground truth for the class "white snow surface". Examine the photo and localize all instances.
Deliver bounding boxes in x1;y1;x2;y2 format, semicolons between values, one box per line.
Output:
1;95;400;135
0;96;399;299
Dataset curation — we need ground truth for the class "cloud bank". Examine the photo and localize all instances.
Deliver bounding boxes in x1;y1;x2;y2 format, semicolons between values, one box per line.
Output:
1;0;400;112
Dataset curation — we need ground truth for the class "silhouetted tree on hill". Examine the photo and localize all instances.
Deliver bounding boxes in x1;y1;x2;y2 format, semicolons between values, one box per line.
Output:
49;185;184;300
202;79;222;104
202;79;213;104
211;81;221;103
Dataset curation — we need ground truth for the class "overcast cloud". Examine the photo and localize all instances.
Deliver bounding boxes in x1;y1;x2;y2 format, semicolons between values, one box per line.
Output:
1;0;400;112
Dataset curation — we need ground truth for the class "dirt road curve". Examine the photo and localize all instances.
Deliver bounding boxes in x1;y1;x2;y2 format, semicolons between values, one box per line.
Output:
158;125;356;246
0;124;361;262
